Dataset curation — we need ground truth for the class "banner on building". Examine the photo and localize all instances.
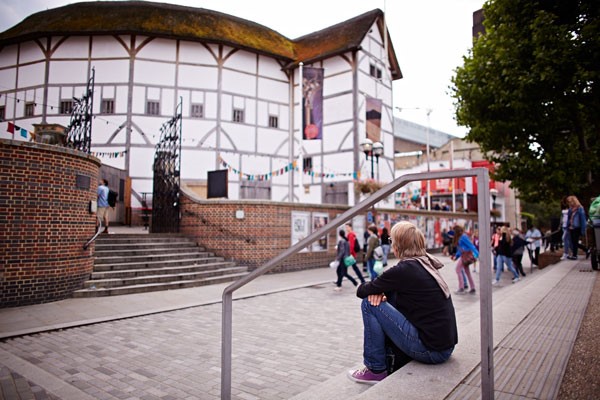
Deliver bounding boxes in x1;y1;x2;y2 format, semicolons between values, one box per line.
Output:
302;67;324;140
366;97;382;143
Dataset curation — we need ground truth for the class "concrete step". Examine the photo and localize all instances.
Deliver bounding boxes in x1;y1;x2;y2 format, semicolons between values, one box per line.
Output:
83;265;246;289
96;235;193;244
94;251;215;265
93;257;226;272
90;261;238;280
94;246;201;258
94;241;200;251
72;272;249;297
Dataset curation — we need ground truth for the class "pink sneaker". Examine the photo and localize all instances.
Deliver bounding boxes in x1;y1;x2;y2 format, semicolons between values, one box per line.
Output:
347;367;387;385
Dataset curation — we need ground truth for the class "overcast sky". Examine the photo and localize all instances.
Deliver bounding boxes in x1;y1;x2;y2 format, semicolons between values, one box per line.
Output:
0;0;484;137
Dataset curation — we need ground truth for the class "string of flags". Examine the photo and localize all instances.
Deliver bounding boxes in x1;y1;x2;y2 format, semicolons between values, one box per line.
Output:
91;150;128;158
6;122;31;139
218;154;360;181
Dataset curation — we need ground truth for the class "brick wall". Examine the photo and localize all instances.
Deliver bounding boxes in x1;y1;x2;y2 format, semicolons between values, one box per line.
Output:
0;139;100;307
179;190;478;273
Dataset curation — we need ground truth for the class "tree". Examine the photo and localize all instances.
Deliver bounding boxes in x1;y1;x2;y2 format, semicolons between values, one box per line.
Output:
451;0;600;207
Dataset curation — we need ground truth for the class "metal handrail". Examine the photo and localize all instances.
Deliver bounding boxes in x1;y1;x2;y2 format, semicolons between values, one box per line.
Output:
83;215;103;250
221;168;493;400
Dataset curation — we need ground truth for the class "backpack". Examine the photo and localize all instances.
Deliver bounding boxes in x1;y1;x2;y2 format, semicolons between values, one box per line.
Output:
107;189;118;207
353;237;361;253
374;245;384;261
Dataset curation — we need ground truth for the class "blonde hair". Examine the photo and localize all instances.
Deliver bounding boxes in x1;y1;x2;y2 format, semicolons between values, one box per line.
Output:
566;195;581;208
391;221;427;259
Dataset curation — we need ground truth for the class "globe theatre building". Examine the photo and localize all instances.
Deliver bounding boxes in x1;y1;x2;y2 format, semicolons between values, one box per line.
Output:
0;1;401;210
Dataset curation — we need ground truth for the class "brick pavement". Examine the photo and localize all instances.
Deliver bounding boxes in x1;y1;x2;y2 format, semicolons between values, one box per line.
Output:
1;284;365;400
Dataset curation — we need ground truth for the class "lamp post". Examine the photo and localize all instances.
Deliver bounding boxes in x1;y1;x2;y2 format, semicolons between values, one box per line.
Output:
360;138;383;180
372;141;384;181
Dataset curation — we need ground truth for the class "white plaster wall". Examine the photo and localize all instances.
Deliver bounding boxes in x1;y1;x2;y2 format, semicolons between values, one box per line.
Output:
91;36;130;58
116;87;129;113
222;69;256;97
256;128;288;156
52;36;89;58
94;60;130;83
225;50;257;74
0;45;18;67
132;86;146;114
49;60;89;84
136;38;176;62
323;92;353;125
18;42;44;64
257;77;288;103
178;65;218;90
179;41;217;65
0;68;17;89
258;56;286;79
134;60;175;86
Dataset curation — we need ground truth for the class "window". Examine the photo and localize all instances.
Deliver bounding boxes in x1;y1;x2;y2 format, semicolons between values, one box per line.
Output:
60;100;74;115
268;115;278;128
101;99;115;114
146;100;160;115
191;103;204;118
0;106;5;121
232;108;244;123
25;102;35;117
369;64;382;79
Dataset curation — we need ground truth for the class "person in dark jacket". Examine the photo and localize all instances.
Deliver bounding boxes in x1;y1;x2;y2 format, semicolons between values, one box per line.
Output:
348;221;457;385
333;230;358;292
493;226;520;285
511;228;527;277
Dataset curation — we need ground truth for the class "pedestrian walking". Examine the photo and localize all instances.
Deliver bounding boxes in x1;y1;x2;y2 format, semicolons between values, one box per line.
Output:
333;230;358;291
345;223;366;284
493;226;520;285
451;225;478;295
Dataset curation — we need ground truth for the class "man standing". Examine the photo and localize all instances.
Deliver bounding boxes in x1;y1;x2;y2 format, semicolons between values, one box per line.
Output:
97;179;110;234
345;223;366;284
525;224;542;267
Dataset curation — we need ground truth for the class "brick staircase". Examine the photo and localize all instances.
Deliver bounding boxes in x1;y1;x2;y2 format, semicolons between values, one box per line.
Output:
73;234;248;297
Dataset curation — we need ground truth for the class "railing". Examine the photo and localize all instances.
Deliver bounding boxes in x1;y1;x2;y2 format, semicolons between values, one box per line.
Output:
221;169;494;400
83;215;103;250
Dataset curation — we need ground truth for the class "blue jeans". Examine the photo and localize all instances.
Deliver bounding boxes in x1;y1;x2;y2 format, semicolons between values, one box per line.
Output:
381;244;391;265
562;228;571;256
360;298;454;371
367;258;376;281
495;254;518;281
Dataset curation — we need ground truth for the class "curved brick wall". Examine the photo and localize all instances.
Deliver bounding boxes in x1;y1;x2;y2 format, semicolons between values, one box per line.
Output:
0;139;101;307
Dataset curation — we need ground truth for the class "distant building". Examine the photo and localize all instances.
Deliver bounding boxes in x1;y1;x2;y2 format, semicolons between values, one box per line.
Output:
393;119;520;228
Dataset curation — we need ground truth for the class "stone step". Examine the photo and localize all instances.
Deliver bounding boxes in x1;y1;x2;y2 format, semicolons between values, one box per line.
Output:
94;246;202;258
93;257;226;272
96;235;192;244
94;251;215;265
84;265;247;289
90;261;238;280
72;272;249;297
94;241;200;251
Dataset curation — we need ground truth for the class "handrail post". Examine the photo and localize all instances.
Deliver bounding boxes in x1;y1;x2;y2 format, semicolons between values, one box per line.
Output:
220;169;495;399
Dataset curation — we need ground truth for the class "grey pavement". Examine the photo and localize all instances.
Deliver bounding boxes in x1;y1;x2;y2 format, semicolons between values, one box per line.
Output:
0;236;596;399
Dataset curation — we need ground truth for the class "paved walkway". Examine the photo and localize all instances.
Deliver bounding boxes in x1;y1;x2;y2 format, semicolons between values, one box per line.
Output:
0;243;596;399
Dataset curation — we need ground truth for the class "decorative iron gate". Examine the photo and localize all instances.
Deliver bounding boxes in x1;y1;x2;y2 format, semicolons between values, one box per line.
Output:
66;68;95;153
151;99;183;233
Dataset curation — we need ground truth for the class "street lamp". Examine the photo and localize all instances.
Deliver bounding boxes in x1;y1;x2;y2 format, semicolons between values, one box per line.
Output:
372;141;384;180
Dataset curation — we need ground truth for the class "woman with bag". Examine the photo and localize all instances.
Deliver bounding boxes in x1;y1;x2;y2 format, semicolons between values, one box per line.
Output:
334;230;359;292
451;225;478;295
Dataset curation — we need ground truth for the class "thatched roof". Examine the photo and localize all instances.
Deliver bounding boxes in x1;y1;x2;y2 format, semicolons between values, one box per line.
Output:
0;1;401;79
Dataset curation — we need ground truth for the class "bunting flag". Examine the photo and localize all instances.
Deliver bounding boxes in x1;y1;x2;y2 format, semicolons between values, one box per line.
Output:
218;154;358;181
6;122;32;139
91;150;128;158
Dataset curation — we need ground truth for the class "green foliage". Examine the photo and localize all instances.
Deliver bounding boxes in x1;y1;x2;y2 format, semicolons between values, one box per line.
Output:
451;0;600;206
521;199;561;230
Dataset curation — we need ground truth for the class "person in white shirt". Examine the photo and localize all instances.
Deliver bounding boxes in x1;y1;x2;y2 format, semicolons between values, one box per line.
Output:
525;225;542;267
560;197;572;260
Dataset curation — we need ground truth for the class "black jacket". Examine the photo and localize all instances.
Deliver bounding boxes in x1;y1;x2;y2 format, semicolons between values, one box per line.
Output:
356;259;458;351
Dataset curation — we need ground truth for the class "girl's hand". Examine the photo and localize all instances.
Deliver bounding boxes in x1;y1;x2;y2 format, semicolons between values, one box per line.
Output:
368;294;387;306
